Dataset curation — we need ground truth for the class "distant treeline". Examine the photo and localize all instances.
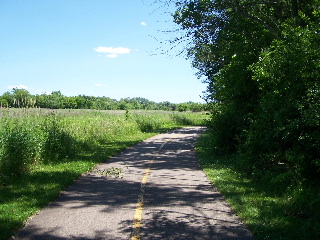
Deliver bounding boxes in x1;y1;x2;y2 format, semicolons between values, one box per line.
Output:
0;89;206;112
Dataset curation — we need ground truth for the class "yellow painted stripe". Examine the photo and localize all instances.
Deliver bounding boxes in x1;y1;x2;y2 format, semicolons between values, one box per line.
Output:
131;160;154;240
131;133;181;239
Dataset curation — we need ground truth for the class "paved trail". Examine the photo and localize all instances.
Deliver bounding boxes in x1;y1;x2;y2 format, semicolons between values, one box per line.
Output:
12;127;254;240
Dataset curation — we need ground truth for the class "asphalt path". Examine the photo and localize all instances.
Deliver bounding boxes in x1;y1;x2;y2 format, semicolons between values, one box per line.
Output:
12;126;254;240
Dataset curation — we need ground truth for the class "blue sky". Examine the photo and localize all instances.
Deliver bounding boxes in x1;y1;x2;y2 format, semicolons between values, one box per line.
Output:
0;0;205;103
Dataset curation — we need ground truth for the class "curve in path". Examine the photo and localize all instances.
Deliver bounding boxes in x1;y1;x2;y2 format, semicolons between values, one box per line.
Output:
12;127;254;240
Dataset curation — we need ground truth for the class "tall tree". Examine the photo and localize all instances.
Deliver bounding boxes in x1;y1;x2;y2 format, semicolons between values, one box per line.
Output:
173;0;274;152
1;92;13;107
173;0;320;180
12;88;34;108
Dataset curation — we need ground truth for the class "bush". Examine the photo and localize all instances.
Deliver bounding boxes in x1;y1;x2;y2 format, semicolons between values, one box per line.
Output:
170;114;193;125
133;114;163;132
242;23;320;182
0;119;41;179
41;115;77;163
177;103;190;112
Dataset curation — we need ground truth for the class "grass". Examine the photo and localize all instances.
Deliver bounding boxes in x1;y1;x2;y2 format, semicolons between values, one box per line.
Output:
0;134;150;239
0;108;207;240
196;131;320;240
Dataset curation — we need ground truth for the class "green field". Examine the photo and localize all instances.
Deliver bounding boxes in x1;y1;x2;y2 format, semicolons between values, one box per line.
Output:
0;108;208;240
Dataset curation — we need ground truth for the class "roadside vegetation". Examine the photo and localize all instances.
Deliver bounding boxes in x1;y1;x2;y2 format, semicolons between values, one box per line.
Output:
174;1;320;239
0;108;208;240
196;132;320;240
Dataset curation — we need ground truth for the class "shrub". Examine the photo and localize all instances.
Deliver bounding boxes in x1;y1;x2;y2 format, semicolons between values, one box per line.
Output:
41;115;77;163
242;23;320;182
177;103;190;112
133;115;163;132
170;114;193;125
0;119;41;179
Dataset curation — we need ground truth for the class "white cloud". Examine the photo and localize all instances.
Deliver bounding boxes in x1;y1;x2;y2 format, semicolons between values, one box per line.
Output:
94;83;107;87
94;46;131;54
7;85;50;94
106;53;118;58
8;84;29;90
141;21;147;26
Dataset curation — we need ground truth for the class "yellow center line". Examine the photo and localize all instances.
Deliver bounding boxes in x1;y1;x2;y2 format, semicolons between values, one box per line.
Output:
131;160;154;240
131;133;181;240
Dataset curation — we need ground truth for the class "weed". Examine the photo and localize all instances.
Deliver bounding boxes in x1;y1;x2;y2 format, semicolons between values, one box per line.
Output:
0;118;42;181
96;167;124;178
133;114;162;132
0;108;207;240
170;114;193;125
41;115;77;163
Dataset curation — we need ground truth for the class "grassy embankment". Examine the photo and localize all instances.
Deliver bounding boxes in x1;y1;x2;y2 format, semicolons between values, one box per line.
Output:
196;131;320;240
0;108;208;240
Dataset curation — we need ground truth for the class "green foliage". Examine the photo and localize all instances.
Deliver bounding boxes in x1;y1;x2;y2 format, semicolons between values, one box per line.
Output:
41;115;77;163
131;111;207;132
1;91;207;111
189;102;206;112
208;105;241;155
170;114;193;125
0;118;42;180
243;22;320;181
133;114;163;132
0;99;8;108
0;92;13;107
11;89;36;108
175;3;320;237
174;0;320;183
197;132;320;240
0;109;207;180
0;109;207;240
177;103;190;112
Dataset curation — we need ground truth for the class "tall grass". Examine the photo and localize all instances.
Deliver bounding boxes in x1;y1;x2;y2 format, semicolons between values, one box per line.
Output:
0;108;207;240
0;116;43;179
